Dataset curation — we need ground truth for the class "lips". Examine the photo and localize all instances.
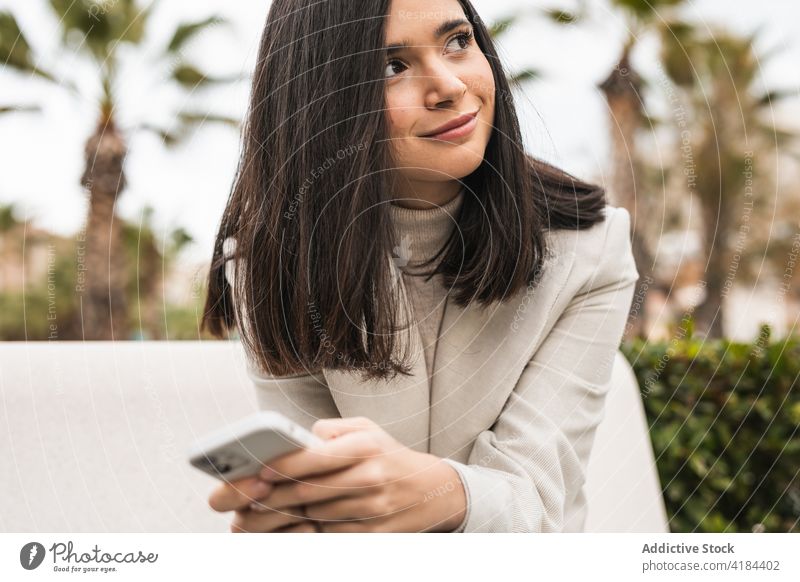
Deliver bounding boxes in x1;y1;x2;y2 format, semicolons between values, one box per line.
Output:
420;109;480;138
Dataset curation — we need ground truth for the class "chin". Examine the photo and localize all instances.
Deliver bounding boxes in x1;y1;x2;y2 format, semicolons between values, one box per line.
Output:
436;150;485;178
401;145;487;181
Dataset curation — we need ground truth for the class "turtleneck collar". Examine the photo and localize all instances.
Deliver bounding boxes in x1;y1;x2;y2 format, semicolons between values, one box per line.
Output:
389;187;465;275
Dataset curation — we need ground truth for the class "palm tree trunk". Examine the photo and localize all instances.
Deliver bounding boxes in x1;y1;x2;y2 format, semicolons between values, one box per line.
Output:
80;118;130;340
693;199;727;338
692;141;737;339
599;44;656;340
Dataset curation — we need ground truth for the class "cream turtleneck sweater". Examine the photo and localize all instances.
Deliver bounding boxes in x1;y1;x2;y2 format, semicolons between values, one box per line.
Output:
388;188;465;381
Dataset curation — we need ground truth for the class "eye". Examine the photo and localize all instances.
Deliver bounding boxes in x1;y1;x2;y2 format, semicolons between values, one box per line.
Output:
384;29;475;80
385;59;407;79
445;30;474;53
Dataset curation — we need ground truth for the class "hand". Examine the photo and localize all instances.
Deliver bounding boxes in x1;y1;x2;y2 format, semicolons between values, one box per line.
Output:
242;416;467;532
207;474;317;533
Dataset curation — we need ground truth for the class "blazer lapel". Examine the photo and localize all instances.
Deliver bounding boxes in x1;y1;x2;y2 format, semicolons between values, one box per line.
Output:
428;236;577;460
322;252;431;453
321;233;577;459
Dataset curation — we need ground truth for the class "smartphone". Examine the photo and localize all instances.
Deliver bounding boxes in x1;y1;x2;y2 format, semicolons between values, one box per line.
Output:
187;411;324;482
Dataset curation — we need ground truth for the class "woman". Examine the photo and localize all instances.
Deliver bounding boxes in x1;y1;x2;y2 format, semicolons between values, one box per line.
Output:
201;0;639;533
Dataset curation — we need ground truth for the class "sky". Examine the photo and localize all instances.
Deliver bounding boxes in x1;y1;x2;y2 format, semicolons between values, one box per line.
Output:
1;0;798;263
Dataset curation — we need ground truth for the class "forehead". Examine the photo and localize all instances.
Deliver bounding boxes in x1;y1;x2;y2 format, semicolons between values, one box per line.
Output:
385;0;467;39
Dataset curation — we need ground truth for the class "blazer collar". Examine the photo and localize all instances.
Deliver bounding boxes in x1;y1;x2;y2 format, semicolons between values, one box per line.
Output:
322;235;577;454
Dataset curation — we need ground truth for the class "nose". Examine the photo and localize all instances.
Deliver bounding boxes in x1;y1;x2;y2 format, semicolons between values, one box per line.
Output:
421;59;468;111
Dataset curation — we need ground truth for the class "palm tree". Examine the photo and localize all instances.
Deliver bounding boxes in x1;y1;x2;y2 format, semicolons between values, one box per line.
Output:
592;0;686;339
0;1;239;340
491;1;675;339
487;5;588;85
659;26;799;337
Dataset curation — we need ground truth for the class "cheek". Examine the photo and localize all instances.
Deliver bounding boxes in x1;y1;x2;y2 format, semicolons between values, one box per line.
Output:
473;66;496;135
472;59;496;109
385;90;417;138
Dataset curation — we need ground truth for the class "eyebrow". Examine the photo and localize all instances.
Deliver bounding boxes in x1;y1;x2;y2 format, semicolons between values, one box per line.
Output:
384;18;472;55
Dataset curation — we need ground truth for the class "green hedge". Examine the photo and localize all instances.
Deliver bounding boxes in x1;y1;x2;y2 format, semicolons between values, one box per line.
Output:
621;322;800;533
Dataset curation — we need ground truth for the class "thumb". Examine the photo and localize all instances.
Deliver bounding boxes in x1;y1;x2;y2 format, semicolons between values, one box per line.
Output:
311;416;377;440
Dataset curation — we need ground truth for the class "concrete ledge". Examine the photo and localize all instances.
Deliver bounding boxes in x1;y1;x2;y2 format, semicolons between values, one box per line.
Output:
0;342;668;532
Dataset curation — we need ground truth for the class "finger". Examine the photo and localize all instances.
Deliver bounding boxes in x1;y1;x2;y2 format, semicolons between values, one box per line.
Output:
263;461;380;509
208;477;273;513
306;494;404;521
260;429;381;483
230;505;307;533
311;416;376;440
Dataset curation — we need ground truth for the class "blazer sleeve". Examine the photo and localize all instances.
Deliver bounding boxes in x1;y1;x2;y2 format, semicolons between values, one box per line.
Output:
244;358;341;431
224;237;341;430
440;206;640;532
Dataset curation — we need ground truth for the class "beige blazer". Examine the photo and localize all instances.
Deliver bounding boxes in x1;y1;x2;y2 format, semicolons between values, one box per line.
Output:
239;205;639;532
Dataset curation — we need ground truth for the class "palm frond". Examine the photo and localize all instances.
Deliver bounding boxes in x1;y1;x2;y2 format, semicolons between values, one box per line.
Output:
508;68;540;85
137;110;238;149
165;15;225;55
170;63;241;89
0;104;41;115
116;0;158;45
167;226;193;255
177;111;240;129
658;18;698;88
755;89;800;108
610;0;684;23
138;123;185;147
487;15;518;39
541;9;582;25
48;0;89;32
49;0;111;58
48;0;154;59
0;11;55;80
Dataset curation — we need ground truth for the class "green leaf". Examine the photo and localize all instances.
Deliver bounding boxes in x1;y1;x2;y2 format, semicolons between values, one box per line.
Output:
169;226;193;249
755;89;799;107
542;9;581;25
48;0;153;58
0;103;41;115
487;16;518;39
171;63;209;87
138;123;184;147
116;0;158;45
177;111;240;129
610;0;684;22
509;68;540;85
170;63;216;87
138;110;238;148
170;63;241;89
166;15;225;54
658;19;699;88
790;402;800;426
0;11;54;80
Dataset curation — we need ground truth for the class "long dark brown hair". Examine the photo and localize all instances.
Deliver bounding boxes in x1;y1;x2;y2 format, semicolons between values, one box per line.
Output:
201;0;607;381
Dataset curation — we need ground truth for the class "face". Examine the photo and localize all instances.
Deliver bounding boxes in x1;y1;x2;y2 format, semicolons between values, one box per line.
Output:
383;0;496;191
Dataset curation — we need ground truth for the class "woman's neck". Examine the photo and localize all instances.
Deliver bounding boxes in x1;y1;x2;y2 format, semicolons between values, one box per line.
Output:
390;179;463;210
